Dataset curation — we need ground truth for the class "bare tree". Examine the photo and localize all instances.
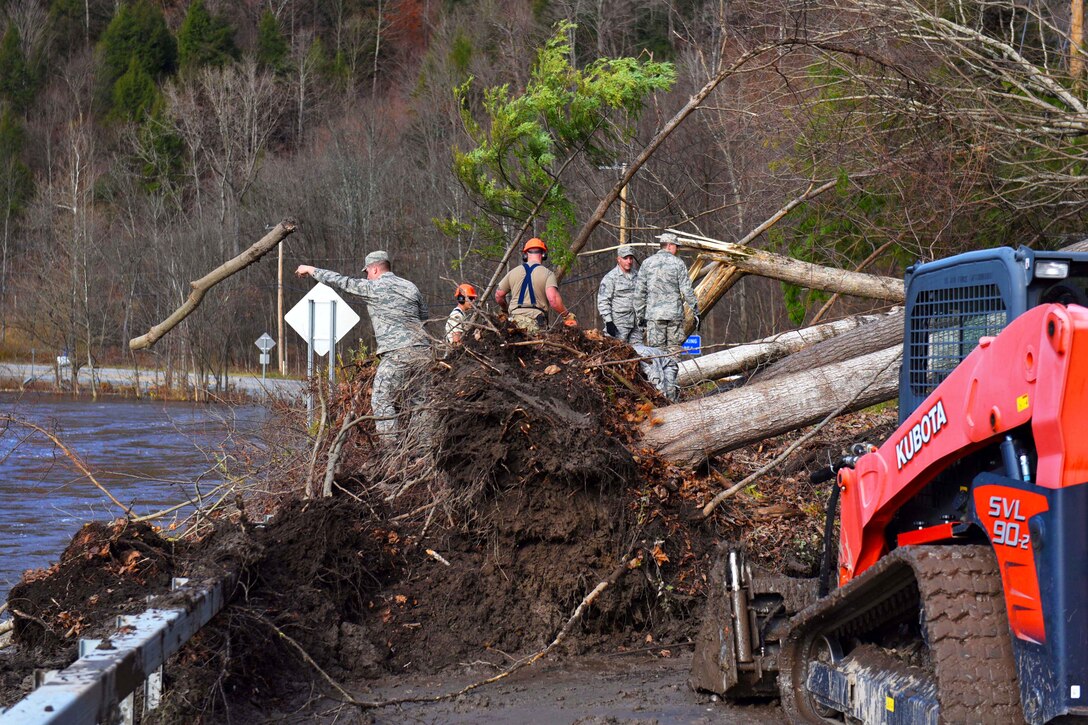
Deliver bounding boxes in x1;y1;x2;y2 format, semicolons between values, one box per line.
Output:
166;60;284;256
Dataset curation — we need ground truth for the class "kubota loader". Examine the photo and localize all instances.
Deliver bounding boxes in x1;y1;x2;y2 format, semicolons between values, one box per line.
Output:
691;245;1088;723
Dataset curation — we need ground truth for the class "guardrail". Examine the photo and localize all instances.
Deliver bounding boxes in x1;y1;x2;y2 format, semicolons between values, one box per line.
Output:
0;574;235;725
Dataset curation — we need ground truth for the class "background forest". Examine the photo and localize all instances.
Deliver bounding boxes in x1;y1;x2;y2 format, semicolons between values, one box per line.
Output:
2;0;1088;389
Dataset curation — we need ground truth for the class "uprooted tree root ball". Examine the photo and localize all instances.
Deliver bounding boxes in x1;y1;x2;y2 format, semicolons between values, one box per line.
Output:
0;321;896;721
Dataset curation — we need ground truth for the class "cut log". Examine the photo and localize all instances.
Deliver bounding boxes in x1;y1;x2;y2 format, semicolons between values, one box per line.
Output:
751;308;904;383
670;230;906;303
678;309;901;388
641;346;901;467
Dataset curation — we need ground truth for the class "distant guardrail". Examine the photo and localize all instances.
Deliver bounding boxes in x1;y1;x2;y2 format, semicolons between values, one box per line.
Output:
0;574;236;725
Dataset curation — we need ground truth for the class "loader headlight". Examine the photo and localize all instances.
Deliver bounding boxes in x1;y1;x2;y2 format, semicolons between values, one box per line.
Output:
1035;260;1070;279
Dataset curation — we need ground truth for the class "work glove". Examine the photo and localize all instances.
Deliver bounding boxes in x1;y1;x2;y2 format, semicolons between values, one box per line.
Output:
605;321;619;337
563;312;579;328
693;313;701;331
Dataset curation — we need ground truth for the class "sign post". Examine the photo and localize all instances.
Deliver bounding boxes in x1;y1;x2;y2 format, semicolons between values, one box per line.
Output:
329;300;337;387
286;283;361;422
254;333;275;380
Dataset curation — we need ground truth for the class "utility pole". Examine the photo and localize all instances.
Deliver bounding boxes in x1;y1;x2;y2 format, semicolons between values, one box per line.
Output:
1074;0;1085;82
598;163;630;245
619;162;629;245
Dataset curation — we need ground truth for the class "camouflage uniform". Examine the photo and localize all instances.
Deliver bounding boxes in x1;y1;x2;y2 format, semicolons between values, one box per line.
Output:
634;243;698;401
311;260;430;436
631;342;679;400
597;264;642;344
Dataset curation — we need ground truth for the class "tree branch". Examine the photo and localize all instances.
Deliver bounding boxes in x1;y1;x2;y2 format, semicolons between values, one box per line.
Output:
129;218;297;350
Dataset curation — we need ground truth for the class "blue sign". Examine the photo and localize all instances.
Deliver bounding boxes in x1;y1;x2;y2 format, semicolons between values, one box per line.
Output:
682;334;701;356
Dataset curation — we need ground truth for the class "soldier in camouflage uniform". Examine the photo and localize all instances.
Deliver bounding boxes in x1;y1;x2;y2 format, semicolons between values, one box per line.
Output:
296;251;430;437
631;342;679;399
596;244;642;344
634;232;699;401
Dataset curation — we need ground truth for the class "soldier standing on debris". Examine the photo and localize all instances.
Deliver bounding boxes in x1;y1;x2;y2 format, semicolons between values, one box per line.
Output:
446;283;477;344
495;237;577;332
635;232;699;401
295;251;430;436
597;244;641;344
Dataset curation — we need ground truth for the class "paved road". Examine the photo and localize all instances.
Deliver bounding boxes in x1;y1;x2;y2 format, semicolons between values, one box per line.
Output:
0;361;305;400
306;652;786;724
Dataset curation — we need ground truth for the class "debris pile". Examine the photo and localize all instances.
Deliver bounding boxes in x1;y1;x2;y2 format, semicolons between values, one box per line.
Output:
0;321;896;720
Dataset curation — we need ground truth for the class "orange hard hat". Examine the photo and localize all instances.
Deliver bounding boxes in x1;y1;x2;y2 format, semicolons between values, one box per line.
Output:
455;283;478;299
522;237;547;254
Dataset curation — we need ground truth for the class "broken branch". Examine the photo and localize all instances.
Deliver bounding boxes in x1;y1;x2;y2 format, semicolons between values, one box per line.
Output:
129;219;297;350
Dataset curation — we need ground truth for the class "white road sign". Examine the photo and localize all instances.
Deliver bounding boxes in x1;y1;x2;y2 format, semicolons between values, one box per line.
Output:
285;283;360;356
255;332;275;352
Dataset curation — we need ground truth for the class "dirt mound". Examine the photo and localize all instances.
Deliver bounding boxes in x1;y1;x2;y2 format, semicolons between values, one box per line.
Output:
7;520;176;653
0;321;895;721
0;520;179;708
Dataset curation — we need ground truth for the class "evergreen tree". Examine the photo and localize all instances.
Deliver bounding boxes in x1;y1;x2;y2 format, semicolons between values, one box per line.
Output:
0;27;35;112
448;21;674;264
111;56;160;122
49;0;113;49
177;0;238;72
98;0;177;88
135;106;184;195
256;10;288;72
0;107;34;222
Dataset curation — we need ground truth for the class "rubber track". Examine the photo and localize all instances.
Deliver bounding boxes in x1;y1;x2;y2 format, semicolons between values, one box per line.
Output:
917;546;1022;723
779;545;1023;723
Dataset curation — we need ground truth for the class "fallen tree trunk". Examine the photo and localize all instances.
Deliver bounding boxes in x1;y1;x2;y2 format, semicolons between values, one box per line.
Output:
642;346;901;467
680;179;845;335
130;219;297;350
671;230;905;303
678;309;900;387
751;308;905;383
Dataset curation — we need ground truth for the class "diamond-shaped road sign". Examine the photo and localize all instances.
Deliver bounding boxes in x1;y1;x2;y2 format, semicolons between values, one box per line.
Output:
285;283;361;356
255;332;275;352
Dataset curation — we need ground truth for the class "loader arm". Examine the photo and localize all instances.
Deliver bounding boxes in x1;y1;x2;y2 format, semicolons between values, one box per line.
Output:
837;302;1088;587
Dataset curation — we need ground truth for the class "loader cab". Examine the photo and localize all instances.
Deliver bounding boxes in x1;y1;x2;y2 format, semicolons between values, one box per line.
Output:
899;245;1088;422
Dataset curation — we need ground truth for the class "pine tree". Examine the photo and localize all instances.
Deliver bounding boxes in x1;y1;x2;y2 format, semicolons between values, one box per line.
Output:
111;56;160;122
256;10;287;72
177;0;238;72
135;106;183;195
449;21;674;264
0;108;34;220
98;0;177;88
49;0;113;49
0;27;36;112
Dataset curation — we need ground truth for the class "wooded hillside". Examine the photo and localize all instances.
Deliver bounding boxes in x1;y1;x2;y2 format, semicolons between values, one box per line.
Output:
2;0;1088;389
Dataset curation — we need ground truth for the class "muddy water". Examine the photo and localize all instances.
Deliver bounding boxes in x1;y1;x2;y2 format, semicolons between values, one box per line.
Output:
0;392;264;602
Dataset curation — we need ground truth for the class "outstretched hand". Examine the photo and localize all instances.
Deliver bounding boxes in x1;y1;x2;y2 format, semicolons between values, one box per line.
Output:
295;265;316;278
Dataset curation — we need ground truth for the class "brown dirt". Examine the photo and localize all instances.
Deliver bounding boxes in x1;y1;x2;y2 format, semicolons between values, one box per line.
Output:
1;520;179;705
0;320;898;722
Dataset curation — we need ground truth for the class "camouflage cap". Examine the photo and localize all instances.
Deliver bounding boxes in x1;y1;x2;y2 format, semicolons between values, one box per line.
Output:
617;244;636;258
657;232;679;246
364;250;390;267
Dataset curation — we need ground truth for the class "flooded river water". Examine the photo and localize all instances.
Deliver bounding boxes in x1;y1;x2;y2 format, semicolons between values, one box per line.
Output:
0;392;264;603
